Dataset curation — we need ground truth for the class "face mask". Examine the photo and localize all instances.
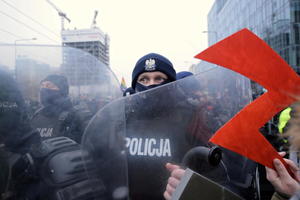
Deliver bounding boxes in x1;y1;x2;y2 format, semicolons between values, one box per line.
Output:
135;80;170;92
40;88;62;106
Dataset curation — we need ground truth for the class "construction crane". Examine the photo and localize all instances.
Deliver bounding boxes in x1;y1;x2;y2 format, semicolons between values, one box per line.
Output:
91;10;98;28
46;0;71;31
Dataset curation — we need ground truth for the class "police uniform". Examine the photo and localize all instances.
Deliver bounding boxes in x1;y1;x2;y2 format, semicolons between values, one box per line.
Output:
31;75;92;143
124;53;258;200
31;102;91;143
0;70;105;200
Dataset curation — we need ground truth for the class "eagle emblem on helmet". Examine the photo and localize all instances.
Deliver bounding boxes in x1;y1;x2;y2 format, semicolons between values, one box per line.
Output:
145;58;156;71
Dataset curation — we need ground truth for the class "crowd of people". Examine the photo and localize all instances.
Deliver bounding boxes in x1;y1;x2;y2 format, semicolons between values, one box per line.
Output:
0;51;299;200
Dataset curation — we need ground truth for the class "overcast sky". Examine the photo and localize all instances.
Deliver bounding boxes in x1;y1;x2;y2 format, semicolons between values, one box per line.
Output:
0;0;214;85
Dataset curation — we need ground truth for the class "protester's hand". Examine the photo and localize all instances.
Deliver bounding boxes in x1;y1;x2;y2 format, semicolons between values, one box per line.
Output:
163;163;185;200
266;152;300;197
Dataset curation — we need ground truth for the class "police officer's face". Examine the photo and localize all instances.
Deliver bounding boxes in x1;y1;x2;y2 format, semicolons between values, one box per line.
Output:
40;81;59;91
137;71;168;86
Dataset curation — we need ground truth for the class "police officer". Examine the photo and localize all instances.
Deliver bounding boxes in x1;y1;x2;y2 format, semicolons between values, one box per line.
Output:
31;74;91;143
125;53;177;200
176;71;193;80
0;69;38;154
131;53;176;93
0;69;105;200
127;53;223;200
0;68;41;199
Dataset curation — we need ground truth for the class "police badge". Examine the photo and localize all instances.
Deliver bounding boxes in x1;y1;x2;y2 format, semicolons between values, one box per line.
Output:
145;58;156;71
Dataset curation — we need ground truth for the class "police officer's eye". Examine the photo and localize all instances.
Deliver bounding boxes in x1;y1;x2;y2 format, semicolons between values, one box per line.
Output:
155;77;166;82
138;77;149;83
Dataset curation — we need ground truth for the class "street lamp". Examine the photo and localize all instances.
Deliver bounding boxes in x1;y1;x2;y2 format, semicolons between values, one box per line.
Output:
14;37;37;62
14;37;37;79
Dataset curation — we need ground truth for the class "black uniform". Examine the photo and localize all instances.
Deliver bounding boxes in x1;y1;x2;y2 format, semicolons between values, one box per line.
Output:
0;68;39;198
0;70;107;200
31;98;91;143
31;75;92;143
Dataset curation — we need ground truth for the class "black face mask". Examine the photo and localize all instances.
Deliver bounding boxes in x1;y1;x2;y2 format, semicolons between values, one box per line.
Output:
40;88;62;106
135;80;170;92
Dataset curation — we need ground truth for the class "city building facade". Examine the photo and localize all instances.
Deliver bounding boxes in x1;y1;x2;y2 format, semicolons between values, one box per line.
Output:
60;27;111;95
200;1;300;199
61;27;110;66
206;0;300;73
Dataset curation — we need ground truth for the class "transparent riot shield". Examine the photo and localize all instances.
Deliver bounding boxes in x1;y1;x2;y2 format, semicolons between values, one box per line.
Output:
0;44;122;115
83;66;256;200
82;96;129;200
0;44;122;142
0;44;125;200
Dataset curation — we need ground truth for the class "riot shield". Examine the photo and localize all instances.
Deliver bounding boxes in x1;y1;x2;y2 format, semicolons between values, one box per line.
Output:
0;45;121;115
0;44;125;199
82;95;129;200
0;44;122;117
0;44;122;142
83;66;257;200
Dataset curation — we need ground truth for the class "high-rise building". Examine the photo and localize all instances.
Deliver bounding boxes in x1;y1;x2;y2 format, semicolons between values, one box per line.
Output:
201;0;300;97
205;0;300;74
61;27;110;66
61;27;110;92
194;0;300;99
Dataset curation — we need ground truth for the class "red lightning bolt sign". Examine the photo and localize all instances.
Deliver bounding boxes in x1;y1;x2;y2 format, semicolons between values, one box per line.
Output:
195;28;300;172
